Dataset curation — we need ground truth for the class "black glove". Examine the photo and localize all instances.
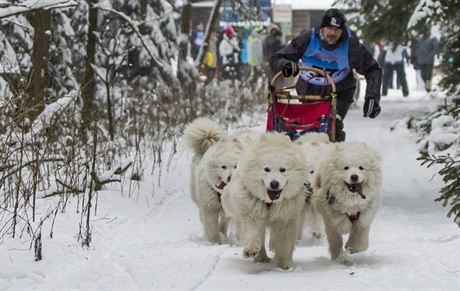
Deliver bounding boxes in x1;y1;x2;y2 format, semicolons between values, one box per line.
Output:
281;61;299;77
363;98;381;118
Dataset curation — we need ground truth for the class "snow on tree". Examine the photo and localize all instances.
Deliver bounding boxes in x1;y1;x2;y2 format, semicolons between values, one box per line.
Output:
0;0;77;19
0;30;20;74
0;0;270;251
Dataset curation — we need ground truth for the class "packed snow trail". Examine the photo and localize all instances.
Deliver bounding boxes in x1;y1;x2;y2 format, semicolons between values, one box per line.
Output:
2;91;459;291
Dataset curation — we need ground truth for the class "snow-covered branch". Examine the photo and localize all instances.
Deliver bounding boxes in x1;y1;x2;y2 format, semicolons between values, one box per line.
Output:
93;3;166;70
11;90;79;144
407;0;442;29
0;0;78;19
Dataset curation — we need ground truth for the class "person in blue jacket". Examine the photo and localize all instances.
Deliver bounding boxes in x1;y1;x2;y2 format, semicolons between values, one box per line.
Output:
270;9;382;141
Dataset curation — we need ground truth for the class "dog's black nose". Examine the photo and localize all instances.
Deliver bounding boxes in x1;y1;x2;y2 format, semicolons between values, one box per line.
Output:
227;176;231;183
350;174;359;182
270;180;279;190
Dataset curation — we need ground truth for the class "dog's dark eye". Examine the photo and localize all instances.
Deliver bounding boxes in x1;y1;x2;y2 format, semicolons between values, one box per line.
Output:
310;170;314;174
359;166;364;170
221;165;227;170
264;167;270;172
344;166;349;170
234;165;237;169
279;167;286;173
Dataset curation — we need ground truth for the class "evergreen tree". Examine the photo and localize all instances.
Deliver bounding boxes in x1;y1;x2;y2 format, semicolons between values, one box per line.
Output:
48;9;81;96
419;151;460;227
0;15;33;86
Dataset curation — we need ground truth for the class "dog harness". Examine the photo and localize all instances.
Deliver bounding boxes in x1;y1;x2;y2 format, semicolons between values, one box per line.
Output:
346;212;360;223
327;191;361;223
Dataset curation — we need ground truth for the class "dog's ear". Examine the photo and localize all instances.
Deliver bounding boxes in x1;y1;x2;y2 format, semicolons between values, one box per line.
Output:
363;144;382;164
231;137;244;150
370;147;382;162
258;132;269;143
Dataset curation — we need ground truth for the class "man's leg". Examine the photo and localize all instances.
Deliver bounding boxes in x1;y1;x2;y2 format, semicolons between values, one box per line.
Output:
335;89;354;142
425;63;434;92
420;64;429;83
387;67;394;89
395;63;409;97
382;64;392;96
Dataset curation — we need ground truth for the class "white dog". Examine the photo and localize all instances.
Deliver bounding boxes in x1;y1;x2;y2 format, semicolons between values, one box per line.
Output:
222;132;308;269
294;132;330;240
313;142;382;264
183;118;245;244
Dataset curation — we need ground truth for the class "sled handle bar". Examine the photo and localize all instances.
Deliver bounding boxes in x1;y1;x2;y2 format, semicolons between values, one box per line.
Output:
270;66;337;93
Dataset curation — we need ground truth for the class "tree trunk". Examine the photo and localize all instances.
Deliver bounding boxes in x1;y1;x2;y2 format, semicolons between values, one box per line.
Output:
26;9;51;123
80;0;98;141
177;0;197;88
140;0;148;16
196;0;223;67
179;0;191;62
127;0;148;80
105;65;114;141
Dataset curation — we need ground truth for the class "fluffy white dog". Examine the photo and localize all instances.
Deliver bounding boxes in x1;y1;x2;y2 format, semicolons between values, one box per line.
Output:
294;132;330;240
183;118;245;244
313;142;382;264
222;132;308;269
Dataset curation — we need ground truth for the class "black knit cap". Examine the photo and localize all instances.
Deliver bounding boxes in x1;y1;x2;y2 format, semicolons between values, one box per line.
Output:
321;8;346;29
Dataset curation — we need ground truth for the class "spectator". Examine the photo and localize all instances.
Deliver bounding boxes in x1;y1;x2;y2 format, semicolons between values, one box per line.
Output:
248;26;265;77
413;32;440;92
262;26;284;78
203;30;219;81
382;42;409;97
219;26;240;79
190;22;204;60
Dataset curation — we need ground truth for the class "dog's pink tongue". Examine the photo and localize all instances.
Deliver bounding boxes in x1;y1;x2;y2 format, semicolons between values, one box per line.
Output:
267;190;280;201
215;181;226;190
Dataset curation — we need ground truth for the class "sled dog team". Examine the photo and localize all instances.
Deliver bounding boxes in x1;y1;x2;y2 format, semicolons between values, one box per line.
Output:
183;118;382;269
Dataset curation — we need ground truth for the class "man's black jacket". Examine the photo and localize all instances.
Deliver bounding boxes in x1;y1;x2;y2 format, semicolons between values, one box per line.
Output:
270;27;382;101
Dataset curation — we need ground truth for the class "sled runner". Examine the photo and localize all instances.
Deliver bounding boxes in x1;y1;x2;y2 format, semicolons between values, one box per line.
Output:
266;67;337;142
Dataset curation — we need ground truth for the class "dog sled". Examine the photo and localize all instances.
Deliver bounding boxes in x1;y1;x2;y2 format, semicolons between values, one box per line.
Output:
266;67;337;142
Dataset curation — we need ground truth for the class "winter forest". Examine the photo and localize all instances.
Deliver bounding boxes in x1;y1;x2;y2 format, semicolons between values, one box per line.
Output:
1;0;459;290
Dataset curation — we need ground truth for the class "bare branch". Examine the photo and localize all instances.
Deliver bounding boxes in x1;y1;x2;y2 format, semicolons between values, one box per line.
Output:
113;161;133;175
1;158;64;181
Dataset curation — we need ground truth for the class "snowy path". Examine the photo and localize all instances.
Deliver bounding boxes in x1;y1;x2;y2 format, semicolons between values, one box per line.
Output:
2;92;460;291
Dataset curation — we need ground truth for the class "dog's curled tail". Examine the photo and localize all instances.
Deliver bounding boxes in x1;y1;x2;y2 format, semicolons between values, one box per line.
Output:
183;118;225;156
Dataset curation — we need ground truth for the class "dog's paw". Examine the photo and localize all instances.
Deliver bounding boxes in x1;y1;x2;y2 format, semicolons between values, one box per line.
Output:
254;253;271;263
334;252;353;266
218;232;228;244
207;236;222;245
276;258;293;270
345;239;368;254
345;245;366;254
243;247;260;258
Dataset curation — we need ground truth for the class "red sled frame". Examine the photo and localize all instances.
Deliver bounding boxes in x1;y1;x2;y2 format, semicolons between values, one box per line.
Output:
266;67;338;142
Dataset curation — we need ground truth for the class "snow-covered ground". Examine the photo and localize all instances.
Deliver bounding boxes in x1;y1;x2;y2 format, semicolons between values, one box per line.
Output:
2;67;460;290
